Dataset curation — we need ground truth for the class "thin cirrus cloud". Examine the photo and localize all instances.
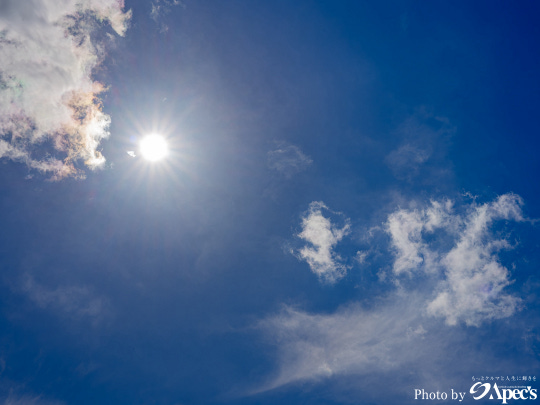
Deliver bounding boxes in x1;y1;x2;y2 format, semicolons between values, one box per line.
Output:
2;393;64;405
255;294;445;394
295;201;351;284
385;143;431;179
267;142;313;178
21;274;109;324
384;113;454;182
0;0;131;179
258;193;529;391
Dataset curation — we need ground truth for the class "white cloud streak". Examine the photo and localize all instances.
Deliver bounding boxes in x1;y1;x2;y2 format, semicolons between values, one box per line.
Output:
255;294;450;393
2;394;64;405
296;202;350;283
0;0;131;179
22;274;109;323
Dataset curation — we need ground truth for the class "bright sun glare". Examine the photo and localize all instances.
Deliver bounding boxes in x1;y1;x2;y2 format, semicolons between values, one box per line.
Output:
139;134;168;161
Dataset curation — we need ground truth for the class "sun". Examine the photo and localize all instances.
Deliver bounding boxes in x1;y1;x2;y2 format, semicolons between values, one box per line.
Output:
139;134;168;161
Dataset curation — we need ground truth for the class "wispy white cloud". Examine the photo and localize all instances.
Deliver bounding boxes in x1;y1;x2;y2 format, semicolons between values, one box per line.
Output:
21;274;110;324
268;142;312;178
0;0;131;179
296;202;350;283
254;294;456;393
2;393;64;405
385;112;454;182
296;194;525;320
385;143;431;178
355;250;368;265
257;193;530;392
386;193;525;326
427;194;524;326
386;199;454;275
150;0;183;33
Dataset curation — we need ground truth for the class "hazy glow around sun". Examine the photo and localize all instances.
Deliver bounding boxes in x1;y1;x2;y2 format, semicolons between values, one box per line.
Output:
140;134;168;161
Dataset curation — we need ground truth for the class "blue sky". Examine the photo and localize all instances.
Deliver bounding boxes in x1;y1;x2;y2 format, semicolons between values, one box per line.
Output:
0;1;539;404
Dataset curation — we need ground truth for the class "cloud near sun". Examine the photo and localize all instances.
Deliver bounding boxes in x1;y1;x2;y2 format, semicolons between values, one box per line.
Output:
0;0;131;179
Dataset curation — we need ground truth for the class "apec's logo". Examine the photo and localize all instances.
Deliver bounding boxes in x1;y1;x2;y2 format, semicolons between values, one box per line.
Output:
414;383;537;403
471;382;537;404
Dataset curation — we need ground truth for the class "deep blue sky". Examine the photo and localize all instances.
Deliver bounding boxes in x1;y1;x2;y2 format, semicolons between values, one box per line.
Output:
0;1;539;404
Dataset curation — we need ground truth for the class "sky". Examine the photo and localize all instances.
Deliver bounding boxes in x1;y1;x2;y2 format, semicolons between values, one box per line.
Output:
0;1;539;404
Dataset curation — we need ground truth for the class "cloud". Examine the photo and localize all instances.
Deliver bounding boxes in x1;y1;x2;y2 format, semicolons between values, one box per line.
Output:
150;0;183;33
256;295;428;391
255;193;530;392
355;250;368;265
0;0;131;179
294;194;525;321
386;193;525;326
384;112;454;182
296;202;350;283
21;274;109;323
151;0;183;21
385;199;454;276
426;194;525;326
385;143;431;178
2;394;64;405
268;142;312;178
